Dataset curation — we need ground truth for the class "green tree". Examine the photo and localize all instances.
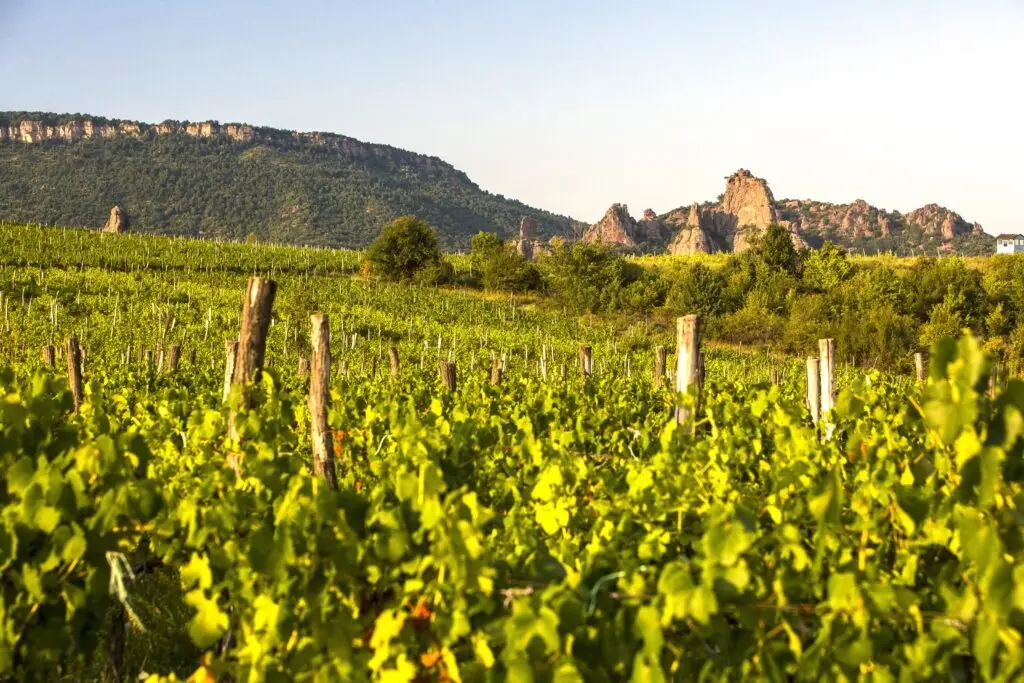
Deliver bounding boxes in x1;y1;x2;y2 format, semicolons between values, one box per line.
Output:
542;242;647;313
802;242;852;292
469;231;542;292
751;224;802;276
665;263;728;319
364;216;443;281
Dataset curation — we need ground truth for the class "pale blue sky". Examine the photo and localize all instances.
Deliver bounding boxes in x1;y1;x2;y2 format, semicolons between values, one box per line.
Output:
1;1;1021;232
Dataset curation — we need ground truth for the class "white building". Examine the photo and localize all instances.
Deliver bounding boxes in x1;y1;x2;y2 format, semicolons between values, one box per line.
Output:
996;234;1024;254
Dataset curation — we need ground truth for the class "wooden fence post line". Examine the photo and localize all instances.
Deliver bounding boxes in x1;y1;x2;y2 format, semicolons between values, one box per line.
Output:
654;346;666;389
388;346;399;379
222;340;239;402
66;336;83;413
490;357;503;386
914;352;926;383
166;344;181;373
806;357;821;426
579;345;592;376
309;314;338;489
42;345;55;368
675;315;701;426
440;360;457;392
819;339;835;440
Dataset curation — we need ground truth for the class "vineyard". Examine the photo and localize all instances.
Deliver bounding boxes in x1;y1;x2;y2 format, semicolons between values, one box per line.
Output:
2;222;1024;681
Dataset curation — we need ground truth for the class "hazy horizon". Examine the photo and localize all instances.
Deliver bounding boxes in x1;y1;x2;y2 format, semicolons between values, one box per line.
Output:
1;0;1020;233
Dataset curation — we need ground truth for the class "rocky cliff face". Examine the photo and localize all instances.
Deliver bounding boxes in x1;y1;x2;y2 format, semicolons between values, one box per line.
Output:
582;205;671;249
654;169;992;256
0;113;462;180
583;204;639;246
775;198;985;251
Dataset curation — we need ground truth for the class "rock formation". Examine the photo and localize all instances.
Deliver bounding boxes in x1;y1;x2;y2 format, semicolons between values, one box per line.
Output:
517;216;538;259
715;169;778;233
651;169;991;255
583;204;639;247
102;206;129;233
904;204;980;240
637;208;669;242
0;114;460;180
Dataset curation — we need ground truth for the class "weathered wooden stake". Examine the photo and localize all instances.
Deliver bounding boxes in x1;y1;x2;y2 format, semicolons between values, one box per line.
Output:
440;360;457;392
166;344;181;373
298;357;310;379
309;314;338;489
232;277;277;392
222;340;239;402
579;345;593;376
819;339;835;440
66;336;83;413
42;345;55;368
674;315;701;426
654;345;666;389
914;352;926;383
388;346;400;379
490;357;503;386
806;357;821;426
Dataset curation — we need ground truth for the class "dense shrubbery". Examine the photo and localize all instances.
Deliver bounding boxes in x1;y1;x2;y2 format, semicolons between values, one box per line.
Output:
541;241;664;314
515;223;1024;374
469;232;542;292
364;216;450;283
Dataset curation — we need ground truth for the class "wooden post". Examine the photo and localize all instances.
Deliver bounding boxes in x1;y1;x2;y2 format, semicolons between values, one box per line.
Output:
819;339;835;440
309;314;338;489
42;345;55;368
388;346;399;379
440;360;457;392
144;349;153;369
578;345;592;376
490;357;503;386
806;357;821;426
166;344;181;373
222;340;238;402
654;346;666;389
560;363;567;382
66;336;83;413
232;277;277;391
914;352;926;383
675;315;701;426
298;357;310;379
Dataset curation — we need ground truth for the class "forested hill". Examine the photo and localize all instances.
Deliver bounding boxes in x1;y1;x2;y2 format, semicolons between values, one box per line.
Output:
0;111;584;249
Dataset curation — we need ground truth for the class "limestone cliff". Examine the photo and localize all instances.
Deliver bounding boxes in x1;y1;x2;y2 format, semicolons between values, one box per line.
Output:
0;112;464;181
583;204;639;247
657;169;992;256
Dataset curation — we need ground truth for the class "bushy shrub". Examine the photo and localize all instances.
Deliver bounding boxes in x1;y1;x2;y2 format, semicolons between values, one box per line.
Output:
715;304;785;346
413;259;455;287
469;232;542;292
364;216;443;281
802;242;853;292
748;224;802;276
543;242;655;313
664;263;729;319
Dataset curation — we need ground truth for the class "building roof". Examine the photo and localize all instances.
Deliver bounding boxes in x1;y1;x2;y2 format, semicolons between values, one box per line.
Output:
996;234;1023;240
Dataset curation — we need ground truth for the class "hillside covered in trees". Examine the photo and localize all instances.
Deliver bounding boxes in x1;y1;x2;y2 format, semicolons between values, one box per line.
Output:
0;112;583;249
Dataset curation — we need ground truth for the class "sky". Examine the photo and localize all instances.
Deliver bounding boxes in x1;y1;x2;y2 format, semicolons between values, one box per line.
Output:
1;0;1022;232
